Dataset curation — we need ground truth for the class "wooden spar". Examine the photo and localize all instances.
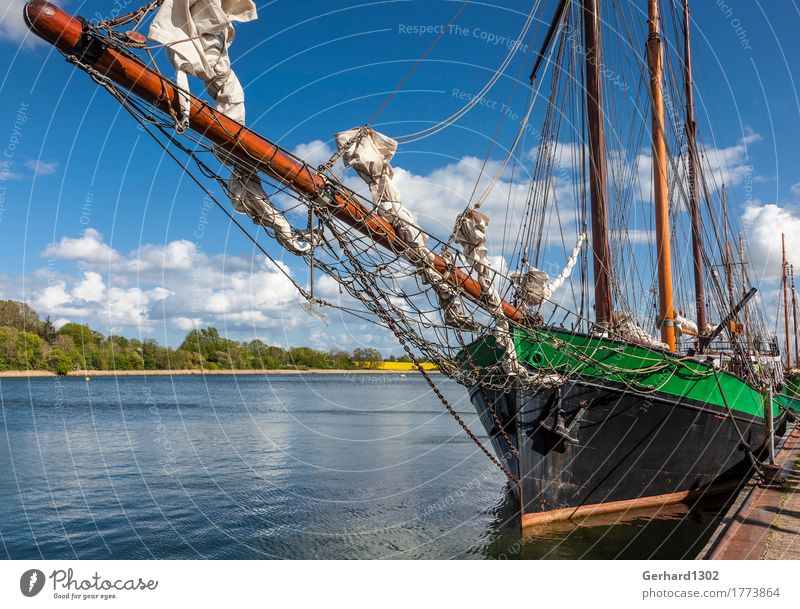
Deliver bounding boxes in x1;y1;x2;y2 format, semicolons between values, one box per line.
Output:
23;0;523;323
739;234;752;352
529;0;570;83
681;0;707;336
647;0;676;351
791;264;799;368
722;185;736;314
581;0;614;328
783;233;791;369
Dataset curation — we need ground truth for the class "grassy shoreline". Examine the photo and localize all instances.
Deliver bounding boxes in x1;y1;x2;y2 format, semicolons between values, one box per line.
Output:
0;368;436;378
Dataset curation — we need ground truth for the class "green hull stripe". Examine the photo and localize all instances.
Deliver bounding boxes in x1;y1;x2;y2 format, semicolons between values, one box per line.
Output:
464;327;777;419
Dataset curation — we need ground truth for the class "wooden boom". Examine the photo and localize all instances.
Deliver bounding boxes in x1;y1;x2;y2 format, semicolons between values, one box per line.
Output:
24;0;523;322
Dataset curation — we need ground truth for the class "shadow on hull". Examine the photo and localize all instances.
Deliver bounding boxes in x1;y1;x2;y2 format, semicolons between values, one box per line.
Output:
469;378;785;532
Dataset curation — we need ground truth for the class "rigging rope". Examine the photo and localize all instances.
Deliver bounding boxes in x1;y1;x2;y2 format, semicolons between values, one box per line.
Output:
367;0;471;126
393;0;544;144
61;1;787;484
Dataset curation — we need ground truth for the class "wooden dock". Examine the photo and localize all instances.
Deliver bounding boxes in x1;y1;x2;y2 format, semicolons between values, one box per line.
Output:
698;422;800;559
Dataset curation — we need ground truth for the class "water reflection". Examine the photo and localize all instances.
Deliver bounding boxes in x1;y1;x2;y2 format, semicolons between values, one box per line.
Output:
477;488;736;559
0;375;735;559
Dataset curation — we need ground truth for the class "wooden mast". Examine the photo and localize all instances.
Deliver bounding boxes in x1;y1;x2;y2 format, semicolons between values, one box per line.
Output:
792;264;799;368
681;0;707;336
582;0;614;329
647;0;676;351
783;233;791;369
722;185;736;313
739;234;752;351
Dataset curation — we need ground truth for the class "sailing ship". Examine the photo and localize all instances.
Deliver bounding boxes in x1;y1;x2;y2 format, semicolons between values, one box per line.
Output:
24;0;799;532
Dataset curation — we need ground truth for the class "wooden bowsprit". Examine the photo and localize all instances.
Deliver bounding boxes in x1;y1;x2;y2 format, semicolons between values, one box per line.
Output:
23;0;523;323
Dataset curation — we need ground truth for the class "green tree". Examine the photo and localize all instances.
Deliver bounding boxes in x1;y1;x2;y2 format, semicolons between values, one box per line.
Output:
209;350;233;369
46;348;73;375
106;335;130;348
0;328;44;370
352;347;382;369
170;348;203;370
328;348;354;370
0;307;364;373
58;323;102;348
0;300;40;331
38;316;57;343
141;339;161;369
179;327;237;361
0;327;16;370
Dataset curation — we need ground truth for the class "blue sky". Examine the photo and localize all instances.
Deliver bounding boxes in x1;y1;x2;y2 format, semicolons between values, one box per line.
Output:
0;0;799;352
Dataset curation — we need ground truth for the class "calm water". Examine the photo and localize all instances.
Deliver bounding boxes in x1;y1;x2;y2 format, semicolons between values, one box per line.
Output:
0;374;731;559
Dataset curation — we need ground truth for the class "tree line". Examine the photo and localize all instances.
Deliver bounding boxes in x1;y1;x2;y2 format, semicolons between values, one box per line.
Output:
0;300;404;374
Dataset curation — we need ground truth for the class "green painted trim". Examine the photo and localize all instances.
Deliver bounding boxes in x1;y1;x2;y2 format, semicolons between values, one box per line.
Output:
778;373;800;413
786;374;800;399
462;327;773;419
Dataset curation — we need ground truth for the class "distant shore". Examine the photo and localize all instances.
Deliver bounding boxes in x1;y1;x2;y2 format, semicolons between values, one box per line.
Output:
0;368;437;378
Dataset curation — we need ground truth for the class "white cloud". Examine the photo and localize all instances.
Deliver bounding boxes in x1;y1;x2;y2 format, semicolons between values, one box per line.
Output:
102;286;151;328
611;229;655;245
703;131;759;188
1;0;31;43
0;0;60;44
383;156;562;245
0;166;21;180
42;228;120;263
72;271;105;303
292;139;335;166
634;132;759;206
172;316;201;331
135;240;197;272
148;286;171;301
30;229;309;339
36;280;72;311
24;159;58;176
741;203;800;283
790;182;800;197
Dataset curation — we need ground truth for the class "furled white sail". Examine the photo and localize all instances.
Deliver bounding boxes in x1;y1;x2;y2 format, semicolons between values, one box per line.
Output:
675;313;699;336
227;170;310;254
453;209;528;377
149;0;256;125
151;1;311;254
615;312;669;350
335;127;475;329
511;232;587;307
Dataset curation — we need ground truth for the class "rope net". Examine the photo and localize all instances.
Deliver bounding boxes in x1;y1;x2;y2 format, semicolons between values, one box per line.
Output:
66;2;785;390
49;0;794;480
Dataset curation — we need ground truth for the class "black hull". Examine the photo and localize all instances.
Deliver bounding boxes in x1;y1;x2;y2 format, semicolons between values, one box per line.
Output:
469;379;784;526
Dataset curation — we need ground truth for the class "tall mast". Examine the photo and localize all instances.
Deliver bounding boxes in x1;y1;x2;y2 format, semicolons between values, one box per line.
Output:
792;264;799;368
582;0;613;328
722;185;736;312
681;0;706;336
783;233;791;369
739;234;752;351
647;0;676;351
